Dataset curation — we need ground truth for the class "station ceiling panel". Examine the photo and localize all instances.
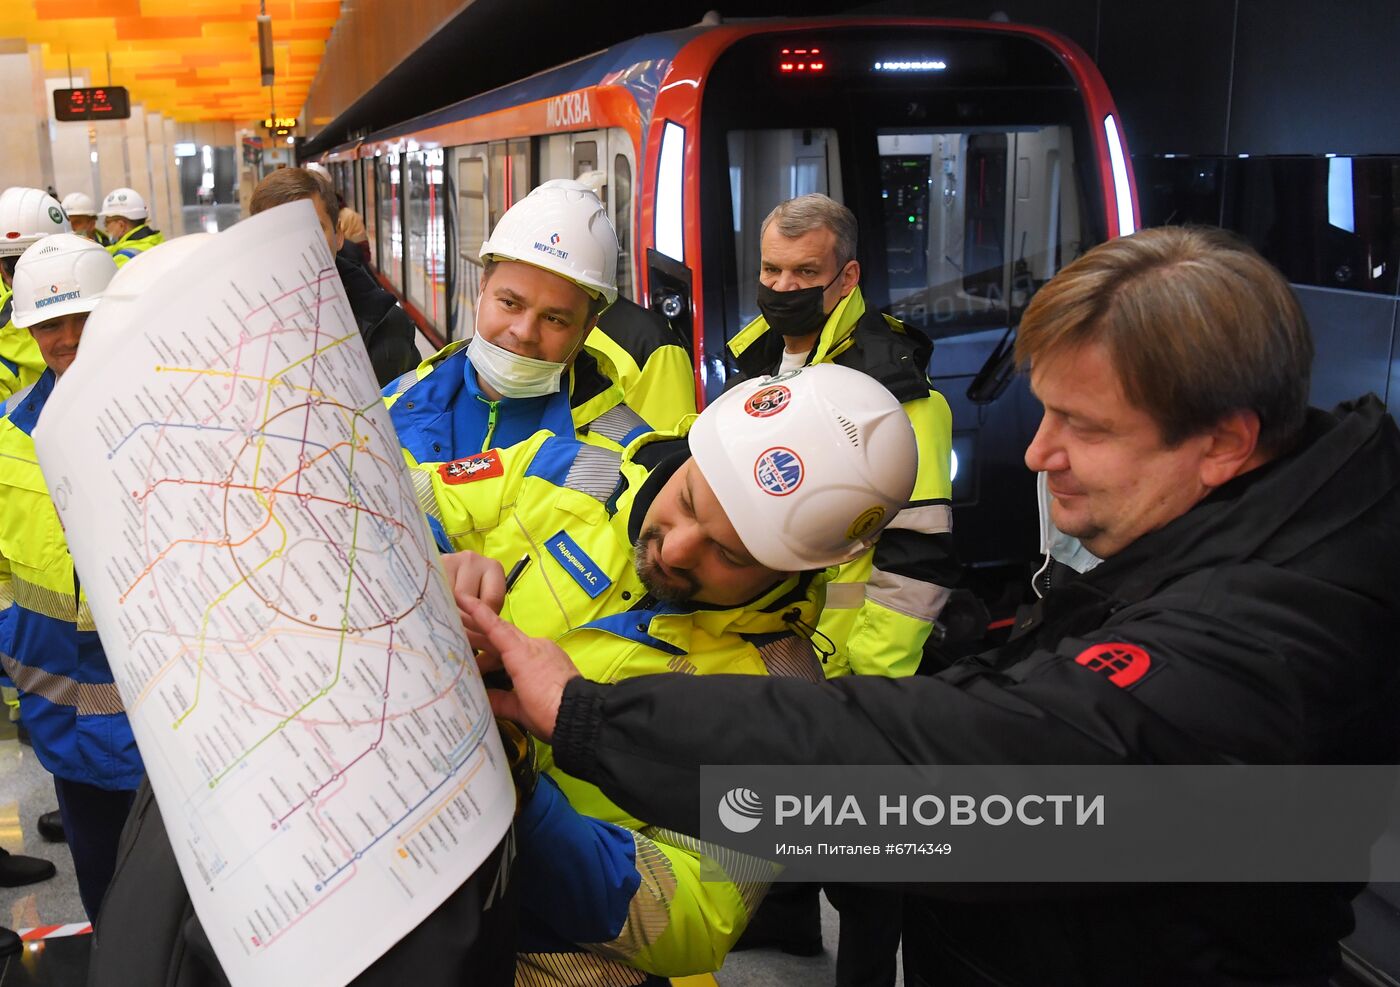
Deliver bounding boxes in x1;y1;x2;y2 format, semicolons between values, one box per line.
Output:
0;0;340;121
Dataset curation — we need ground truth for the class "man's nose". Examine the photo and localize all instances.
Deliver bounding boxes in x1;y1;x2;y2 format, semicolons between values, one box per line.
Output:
505;313;541;349
1024;417;1067;473
772;271;805;292
660;524;704;570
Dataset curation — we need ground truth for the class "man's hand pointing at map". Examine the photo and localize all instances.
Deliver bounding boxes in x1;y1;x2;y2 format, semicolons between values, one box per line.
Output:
458;596;578;744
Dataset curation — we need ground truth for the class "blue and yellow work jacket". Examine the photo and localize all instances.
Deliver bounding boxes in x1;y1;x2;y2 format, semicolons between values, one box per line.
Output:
385;340;651;465
106;224;164;267
416;431;828;984
0;372;142;791
0;288;44;402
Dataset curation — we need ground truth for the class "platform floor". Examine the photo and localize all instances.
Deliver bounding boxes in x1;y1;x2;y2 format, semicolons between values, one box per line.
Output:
0;717;90;985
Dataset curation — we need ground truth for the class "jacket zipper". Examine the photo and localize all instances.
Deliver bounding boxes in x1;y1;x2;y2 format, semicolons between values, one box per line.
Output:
480;399;499;452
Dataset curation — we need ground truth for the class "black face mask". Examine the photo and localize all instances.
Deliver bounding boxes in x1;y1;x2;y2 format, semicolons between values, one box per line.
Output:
755;267;845;337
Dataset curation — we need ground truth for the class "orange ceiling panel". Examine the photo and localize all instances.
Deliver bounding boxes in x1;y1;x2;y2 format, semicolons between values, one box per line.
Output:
7;0;342;122
34;0;142;17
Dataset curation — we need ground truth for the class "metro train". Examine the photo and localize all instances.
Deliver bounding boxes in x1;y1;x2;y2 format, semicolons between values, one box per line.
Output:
319;15;1141;625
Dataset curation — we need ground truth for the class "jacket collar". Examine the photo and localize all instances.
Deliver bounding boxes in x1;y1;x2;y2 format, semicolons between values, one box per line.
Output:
114;225;156;247
4;369;55;436
729;285;867;377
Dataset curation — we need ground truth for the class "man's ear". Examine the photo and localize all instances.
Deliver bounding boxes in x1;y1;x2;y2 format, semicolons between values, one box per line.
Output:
840;259;860;298
1198;409;1262;489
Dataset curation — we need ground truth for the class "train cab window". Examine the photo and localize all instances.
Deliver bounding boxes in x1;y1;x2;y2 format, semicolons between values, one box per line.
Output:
613;153;633;300
404;148;448;332
725;127;843;326
878;125;1083;340
376;153;403;292
699;27;1108;402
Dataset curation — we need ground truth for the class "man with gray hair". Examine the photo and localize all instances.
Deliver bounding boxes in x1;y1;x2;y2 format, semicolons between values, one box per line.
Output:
726;193;958;980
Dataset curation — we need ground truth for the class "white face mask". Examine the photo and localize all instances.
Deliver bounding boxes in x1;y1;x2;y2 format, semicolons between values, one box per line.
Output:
1036;472;1103;575
467;332;568;399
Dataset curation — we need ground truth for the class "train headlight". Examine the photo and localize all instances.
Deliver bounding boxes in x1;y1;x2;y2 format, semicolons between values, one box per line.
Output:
657;291;686;320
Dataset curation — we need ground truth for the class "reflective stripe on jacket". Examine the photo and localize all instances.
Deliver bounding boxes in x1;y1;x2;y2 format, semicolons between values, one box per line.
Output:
586;296;696;435
0;372;141;790
385;340;651;467
729;285;958;678
416;431;828;982
107;225;165;267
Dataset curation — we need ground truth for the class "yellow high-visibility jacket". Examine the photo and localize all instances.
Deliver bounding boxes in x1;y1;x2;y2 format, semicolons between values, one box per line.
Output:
586;296;696;434
107;225;165;267
0;372;141;791
0;287;47;402
416;430;828;984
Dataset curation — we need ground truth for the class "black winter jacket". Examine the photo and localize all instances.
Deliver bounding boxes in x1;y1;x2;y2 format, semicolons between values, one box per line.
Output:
336;253;419;387
552;396;1400;986
88;782;518;987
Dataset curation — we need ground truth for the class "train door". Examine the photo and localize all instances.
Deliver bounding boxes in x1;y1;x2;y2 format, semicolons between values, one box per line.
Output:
403;147;449;335
610;144;636;300
375;151;404;295
448;139;529;342
537;128;638;300
451;144;489;342
362;155;378;269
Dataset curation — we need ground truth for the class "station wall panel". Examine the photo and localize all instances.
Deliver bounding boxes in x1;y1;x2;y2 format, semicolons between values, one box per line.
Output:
1096;0;1233;157
1293;286;1396;412
1229;0;1400;155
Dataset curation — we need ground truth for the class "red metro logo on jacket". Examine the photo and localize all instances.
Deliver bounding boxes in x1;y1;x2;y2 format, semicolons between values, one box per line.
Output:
438;450;504;484
1073;641;1152;688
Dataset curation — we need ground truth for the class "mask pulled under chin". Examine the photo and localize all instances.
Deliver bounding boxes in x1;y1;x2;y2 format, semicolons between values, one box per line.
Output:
467;332;567;399
1035;472;1103;575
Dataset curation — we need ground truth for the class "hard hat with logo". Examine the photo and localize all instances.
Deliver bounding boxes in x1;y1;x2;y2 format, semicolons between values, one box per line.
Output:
479;179;618;305
11;233;118;328
689;363;917;572
61;192;98;218
0;187;72;259
80;234;213;341
100;187;149;221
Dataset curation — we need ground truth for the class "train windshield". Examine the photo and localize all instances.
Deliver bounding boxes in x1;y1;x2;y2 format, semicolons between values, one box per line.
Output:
702;26;1106;351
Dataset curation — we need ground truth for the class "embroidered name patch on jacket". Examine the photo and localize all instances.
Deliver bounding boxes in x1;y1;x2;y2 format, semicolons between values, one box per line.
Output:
545;530;612;598
438;450;503;484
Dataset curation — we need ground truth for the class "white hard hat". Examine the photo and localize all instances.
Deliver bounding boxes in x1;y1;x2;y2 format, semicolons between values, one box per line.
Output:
480;179;618;304
11;233;118;328
305;162;331;179
81;234;212;342
61;192;98;217
0;187;72;258
689;364;918;572
100;187;149;221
